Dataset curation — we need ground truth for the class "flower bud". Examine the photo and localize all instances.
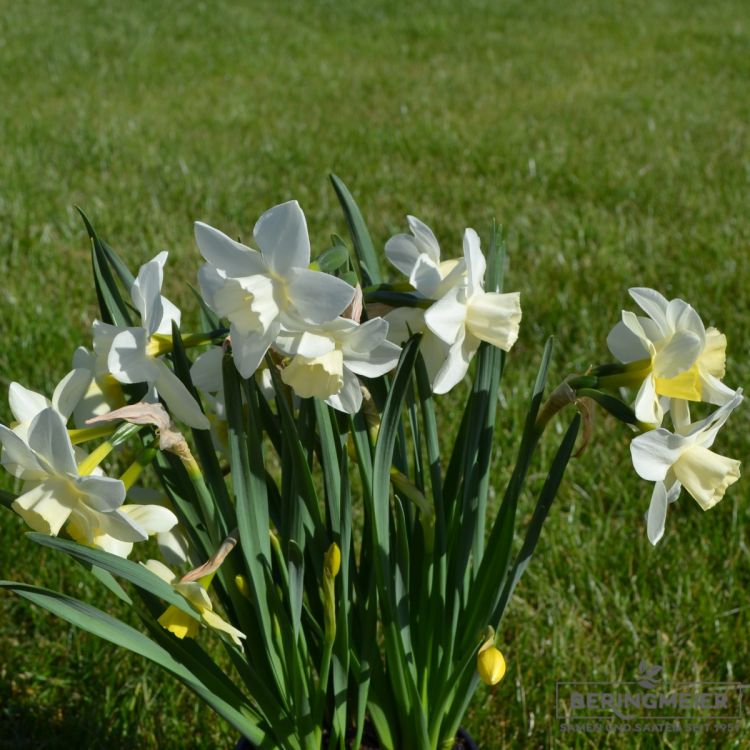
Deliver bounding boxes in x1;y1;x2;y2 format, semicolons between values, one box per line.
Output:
477;645;506;686
324;542;341;578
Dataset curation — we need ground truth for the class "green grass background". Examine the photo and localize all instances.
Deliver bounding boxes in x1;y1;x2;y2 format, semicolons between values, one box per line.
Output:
1;0;749;747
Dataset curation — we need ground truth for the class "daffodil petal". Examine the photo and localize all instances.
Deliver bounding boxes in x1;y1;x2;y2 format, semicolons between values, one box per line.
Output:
12;481;72;536
190;347;224;394
0;424;47;480
326;367;363;414
120;503;178;534
201;609;246;645
51;368;91;420
606;320;650;363
406;215;441;262
424;286;466;345
629;287;670;338
630;428;685;481
230;320;280;378
645;482;668;545
463;228;486;296
9;383;51;424
194;221;266;278
131;252;167;337
253;200;310;275
286;267;355;325
27;408;77;476
385;233;423;279
108;328;159;384
152;360;210;430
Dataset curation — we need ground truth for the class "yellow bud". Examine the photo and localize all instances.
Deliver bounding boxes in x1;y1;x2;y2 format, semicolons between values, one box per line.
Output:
235;575;252;600
324;543;341;578
477;646;506;686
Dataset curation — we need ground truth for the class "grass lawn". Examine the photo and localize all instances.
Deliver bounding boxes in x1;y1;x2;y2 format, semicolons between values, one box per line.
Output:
1;0;749;747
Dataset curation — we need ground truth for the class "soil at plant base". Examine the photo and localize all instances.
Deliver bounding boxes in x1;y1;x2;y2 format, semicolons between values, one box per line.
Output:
238;723;477;749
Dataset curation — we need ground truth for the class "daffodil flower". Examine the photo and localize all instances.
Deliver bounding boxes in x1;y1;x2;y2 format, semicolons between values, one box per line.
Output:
607;288;734;425
0;408;147;543
630;389;743;544
385;215;465;299
144;559;246;646
92;252;210;430
67;501;179;559
423;228;521;394
276;317;402;413
195;200;356;378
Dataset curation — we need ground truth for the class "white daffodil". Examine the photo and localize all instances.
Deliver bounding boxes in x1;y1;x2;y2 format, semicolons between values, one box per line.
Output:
195;200;356;378
67;501;179;559
0;408;147;544
144;559;246;645
423;228;521;394
276;317;402;414
92;252;210;430
8;369;91;440
630;389;743;544
607;287;734;425
385;215;465;299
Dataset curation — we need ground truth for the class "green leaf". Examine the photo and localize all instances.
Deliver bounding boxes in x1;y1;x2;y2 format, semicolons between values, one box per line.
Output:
26;533;200;619
287;540;304;641
329;174;382;286
189;283;223;332
0;488;17;510
223;355;289;700
576;388;640;425
0;581;267;747
458;337;554;652
370;335;429;747
490;413;581;625
170;321;234;540
76;207;134;327
100;237;136;289
315;243;350;274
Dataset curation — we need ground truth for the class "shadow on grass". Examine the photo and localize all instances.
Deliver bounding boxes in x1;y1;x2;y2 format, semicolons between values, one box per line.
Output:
0;686;132;750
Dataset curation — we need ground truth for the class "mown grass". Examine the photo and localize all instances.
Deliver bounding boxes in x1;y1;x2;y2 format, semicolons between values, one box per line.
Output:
1;0;749;747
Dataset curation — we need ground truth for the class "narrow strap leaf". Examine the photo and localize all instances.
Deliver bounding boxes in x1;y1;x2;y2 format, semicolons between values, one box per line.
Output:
77;207;134;327
329;174;382;286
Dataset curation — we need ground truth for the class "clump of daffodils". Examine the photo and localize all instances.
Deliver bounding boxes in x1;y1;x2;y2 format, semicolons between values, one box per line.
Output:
592;287;742;545
0;186;744;750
